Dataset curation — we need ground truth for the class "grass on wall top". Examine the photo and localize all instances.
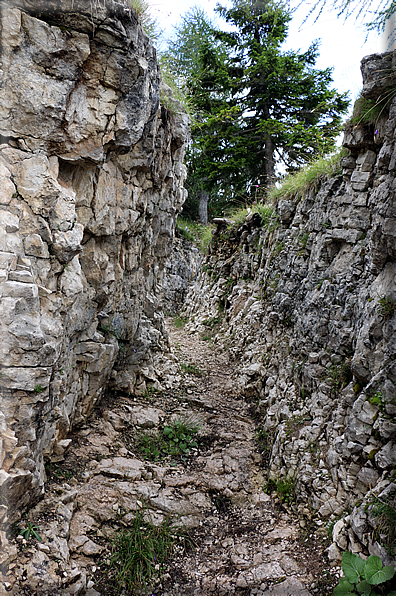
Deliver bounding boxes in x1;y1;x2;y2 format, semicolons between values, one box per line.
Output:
268;148;347;204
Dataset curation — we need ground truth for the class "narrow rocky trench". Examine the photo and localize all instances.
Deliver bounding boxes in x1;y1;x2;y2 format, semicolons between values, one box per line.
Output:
10;318;339;596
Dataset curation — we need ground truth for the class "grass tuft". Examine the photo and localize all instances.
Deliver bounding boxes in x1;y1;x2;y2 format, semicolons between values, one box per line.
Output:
173;315;188;328
365;494;396;556
268;149;346;204
225;203;278;230
176;217;214;252
128;0;161;41
110;507;191;594
180;362;203;375
378;295;396;317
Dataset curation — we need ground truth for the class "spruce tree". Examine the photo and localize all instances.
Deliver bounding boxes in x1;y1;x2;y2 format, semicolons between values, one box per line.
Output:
168;0;349;215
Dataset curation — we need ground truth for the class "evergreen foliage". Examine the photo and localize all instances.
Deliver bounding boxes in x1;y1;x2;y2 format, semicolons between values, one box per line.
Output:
300;0;396;38
167;0;349;219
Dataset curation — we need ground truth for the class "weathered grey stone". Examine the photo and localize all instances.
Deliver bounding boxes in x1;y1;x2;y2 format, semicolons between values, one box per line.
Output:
181;52;396;567
375;441;396;468
0;0;189;538
277;199;296;224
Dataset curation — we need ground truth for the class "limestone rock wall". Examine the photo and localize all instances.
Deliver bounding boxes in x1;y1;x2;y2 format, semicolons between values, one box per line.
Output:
0;0;188;524
182;51;396;563
162;235;202;314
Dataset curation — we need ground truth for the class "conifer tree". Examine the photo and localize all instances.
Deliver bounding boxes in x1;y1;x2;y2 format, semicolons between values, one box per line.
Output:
168;1;349;214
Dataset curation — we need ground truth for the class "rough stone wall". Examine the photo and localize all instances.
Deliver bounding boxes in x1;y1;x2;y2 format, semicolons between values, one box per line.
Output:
162;235;202;314
0;0;188;525
183;51;396;564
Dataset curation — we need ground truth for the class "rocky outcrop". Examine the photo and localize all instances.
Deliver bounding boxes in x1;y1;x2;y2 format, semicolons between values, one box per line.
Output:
182;51;396;564
162;235;202;314
0;0;189;536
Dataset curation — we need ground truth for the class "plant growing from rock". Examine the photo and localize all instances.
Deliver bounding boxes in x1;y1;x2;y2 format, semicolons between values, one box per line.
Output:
269;149;346;204
162;416;200;457
326;359;352;392
174;315;188;328
333;552;396;595
136;416;201;461
365;494;396;556
377;295;396;318
109;507;191;594
18;522;42;542
265;476;296;505
136;431;162;461
180;362;203;376
128;0;161;41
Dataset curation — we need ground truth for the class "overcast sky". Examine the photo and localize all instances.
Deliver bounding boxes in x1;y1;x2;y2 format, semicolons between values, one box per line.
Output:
151;0;382;113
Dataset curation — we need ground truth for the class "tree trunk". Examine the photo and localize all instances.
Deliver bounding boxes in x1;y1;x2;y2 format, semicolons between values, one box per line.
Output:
198;190;208;225
264;135;275;189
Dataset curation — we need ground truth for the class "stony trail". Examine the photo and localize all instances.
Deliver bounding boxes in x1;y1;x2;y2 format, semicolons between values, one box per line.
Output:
7;319;337;596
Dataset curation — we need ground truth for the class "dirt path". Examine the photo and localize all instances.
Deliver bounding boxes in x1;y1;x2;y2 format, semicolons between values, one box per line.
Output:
8;318;338;596
158;321;331;596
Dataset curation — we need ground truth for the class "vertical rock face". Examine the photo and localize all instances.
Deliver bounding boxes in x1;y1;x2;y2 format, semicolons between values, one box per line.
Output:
183;51;396;560
0;0;188;522
162;236;202;314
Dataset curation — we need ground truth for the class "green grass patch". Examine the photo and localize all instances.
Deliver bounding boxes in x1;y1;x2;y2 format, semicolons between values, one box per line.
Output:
225;203;278;230
173;315;188;328
275;477;295;505
268;149;346;204
255;428;274;466
180;362;203;375
129;0;161;41
109;507;191;594
350;87;396;126
176;217;215;252
201;333;213;341
202;316;222;329
265;476;296;505
325;359;352;392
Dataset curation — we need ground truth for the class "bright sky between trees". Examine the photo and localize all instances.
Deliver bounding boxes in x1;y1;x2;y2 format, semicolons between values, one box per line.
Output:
152;0;383;113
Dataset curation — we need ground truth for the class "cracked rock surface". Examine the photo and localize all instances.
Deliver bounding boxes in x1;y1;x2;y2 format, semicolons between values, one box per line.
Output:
0;320;338;595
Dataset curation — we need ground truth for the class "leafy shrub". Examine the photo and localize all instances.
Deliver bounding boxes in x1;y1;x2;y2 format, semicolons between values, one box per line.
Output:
333;552;396;596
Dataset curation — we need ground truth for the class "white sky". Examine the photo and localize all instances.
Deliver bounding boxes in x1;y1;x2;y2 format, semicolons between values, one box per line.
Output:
151;0;383;114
